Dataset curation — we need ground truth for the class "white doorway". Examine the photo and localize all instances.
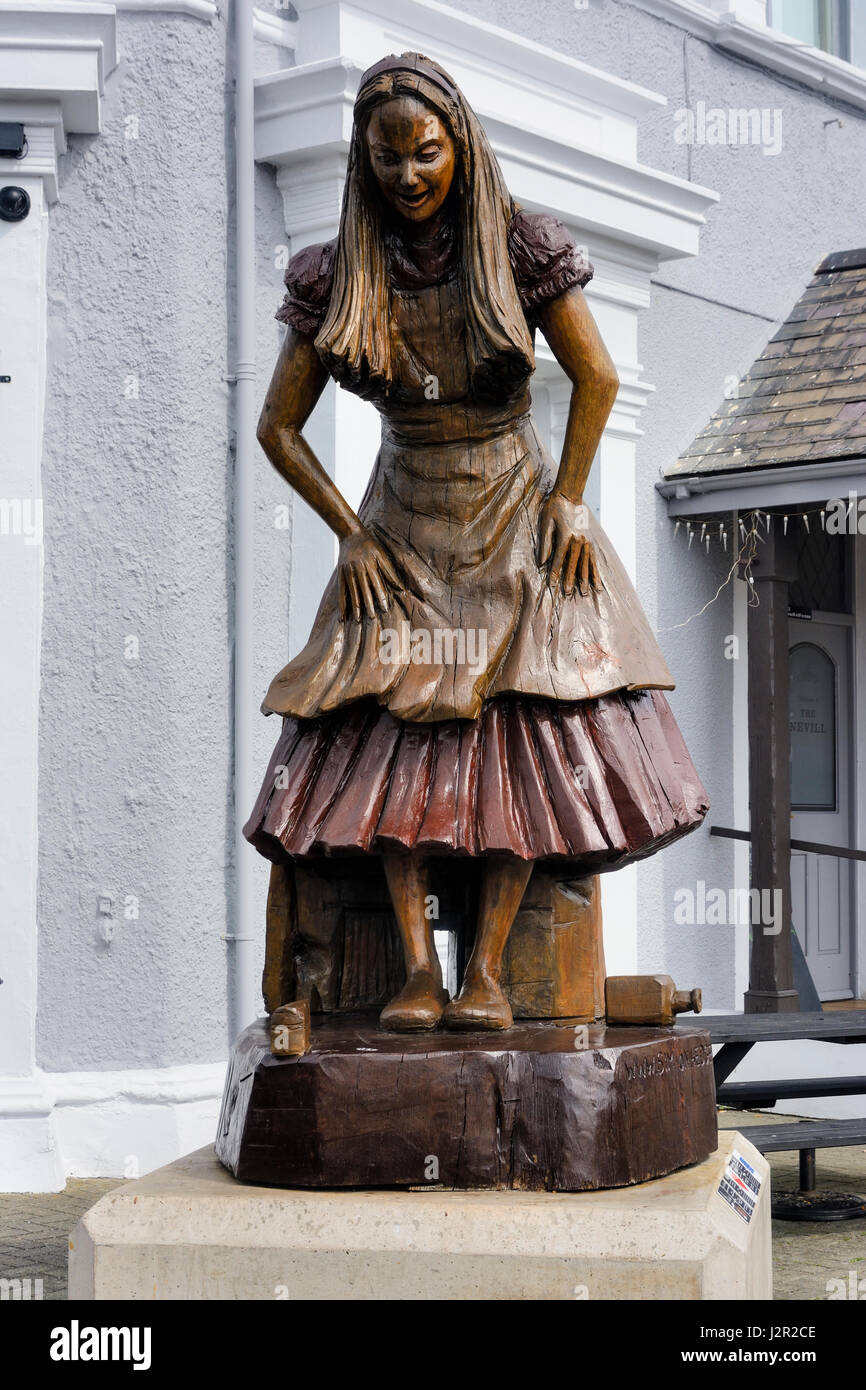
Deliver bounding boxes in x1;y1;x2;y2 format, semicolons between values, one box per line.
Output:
788;618;853;1000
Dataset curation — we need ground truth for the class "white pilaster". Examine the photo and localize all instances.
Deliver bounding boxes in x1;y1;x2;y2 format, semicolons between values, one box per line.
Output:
0;173;61;1191
0;2;116;1191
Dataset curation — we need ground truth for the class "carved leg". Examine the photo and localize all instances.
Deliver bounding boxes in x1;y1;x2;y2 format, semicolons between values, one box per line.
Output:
379;851;449;1031
444;857;533;1030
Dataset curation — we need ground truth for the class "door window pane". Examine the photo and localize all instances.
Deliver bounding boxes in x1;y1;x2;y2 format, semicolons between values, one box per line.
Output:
789;643;836;810
787;523;849;614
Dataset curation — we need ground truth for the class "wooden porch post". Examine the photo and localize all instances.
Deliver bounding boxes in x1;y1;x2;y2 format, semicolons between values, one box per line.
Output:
744;523;800;1014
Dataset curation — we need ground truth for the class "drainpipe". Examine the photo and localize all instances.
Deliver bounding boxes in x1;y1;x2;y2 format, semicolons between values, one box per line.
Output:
229;0;258;1042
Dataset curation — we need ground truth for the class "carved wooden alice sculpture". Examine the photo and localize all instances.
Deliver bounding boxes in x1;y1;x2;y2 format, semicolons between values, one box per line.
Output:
217;53;716;1191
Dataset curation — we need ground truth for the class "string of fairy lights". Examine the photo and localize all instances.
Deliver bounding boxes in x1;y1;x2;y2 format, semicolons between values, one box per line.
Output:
673;502;845;556
659;499;851;632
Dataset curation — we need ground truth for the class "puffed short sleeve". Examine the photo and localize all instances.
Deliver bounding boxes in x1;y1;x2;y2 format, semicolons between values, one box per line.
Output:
508;210;593;320
275;240;337;337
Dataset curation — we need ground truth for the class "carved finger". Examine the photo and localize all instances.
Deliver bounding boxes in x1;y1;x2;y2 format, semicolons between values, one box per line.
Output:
368;562;390;613
588;547;602;592
548;534;567;589
376;549;401;590
562;539;580;596
357;569;377;620
579;540;591;597
375;554;399;601
538;513;555;568
345;566;362;623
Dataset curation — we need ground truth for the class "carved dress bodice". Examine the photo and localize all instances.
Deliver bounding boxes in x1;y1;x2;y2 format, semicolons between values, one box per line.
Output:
264;256;674;722
371;277;532;446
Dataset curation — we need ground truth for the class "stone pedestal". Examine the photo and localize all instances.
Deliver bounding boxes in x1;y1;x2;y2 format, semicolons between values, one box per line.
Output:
216;1016;717;1190
69;1133;772;1300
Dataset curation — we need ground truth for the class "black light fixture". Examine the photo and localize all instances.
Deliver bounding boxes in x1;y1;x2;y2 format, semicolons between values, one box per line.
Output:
0;122;26;158
0;187;30;222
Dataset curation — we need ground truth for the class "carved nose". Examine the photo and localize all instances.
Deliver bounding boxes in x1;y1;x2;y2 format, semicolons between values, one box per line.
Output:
398;164;421;190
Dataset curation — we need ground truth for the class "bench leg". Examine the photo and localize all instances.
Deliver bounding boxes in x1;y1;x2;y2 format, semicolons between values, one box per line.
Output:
713;1040;754;1089
798;1147;816;1195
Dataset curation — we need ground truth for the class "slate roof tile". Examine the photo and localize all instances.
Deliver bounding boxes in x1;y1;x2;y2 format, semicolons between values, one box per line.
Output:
666;248;866;478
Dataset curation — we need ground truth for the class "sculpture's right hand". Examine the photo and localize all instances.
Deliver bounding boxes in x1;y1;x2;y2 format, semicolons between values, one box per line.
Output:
338;529;402;621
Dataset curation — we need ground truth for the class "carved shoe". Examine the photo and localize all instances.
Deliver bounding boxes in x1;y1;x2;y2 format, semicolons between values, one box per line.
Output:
379;971;449;1032
442;977;513;1031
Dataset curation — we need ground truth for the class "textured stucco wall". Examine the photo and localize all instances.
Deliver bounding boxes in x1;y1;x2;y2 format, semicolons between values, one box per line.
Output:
457;0;866;1006
36;11;282;1071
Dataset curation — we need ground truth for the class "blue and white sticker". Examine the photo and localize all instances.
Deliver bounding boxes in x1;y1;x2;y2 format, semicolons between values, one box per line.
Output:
718;1149;762;1224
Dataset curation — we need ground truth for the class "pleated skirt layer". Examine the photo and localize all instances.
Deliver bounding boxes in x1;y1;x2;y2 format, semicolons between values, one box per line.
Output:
244;692;708;869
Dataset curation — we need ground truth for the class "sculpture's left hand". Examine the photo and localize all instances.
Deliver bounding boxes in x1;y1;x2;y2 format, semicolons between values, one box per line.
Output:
537;491;602;597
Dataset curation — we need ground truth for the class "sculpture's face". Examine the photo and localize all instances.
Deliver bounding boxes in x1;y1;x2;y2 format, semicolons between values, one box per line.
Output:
365;96;456;225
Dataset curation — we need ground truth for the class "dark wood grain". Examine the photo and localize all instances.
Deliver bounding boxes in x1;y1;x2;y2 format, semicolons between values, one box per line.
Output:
216;1015;718;1191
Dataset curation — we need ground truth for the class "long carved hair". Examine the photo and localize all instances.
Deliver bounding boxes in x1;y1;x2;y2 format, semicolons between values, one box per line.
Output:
315;52;535;399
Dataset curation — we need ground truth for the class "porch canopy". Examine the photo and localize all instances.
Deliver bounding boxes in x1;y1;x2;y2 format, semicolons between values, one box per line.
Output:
658;248;866;1013
659;247;866;518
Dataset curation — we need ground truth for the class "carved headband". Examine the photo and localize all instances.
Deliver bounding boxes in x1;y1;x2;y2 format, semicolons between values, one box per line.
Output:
355;52;464;112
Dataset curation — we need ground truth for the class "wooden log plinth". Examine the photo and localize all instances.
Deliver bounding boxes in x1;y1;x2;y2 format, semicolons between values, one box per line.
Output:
216;1015;717;1192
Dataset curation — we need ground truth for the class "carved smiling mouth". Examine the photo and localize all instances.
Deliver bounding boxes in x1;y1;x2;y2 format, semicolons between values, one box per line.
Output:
397;189;431;209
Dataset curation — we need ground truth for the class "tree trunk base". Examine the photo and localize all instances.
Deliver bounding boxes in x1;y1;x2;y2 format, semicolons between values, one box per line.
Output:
216;1015;717;1191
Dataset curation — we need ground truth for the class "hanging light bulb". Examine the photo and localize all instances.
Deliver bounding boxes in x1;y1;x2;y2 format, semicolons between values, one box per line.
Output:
687;523;694;549
820;509;826;530
802;513;810;534
783;515;789;535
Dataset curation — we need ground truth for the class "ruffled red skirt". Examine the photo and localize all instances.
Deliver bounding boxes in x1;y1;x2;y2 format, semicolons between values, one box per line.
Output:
244;691;708;869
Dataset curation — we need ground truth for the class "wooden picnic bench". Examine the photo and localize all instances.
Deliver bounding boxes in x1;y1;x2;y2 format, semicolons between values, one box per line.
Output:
676;1010;866;1206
